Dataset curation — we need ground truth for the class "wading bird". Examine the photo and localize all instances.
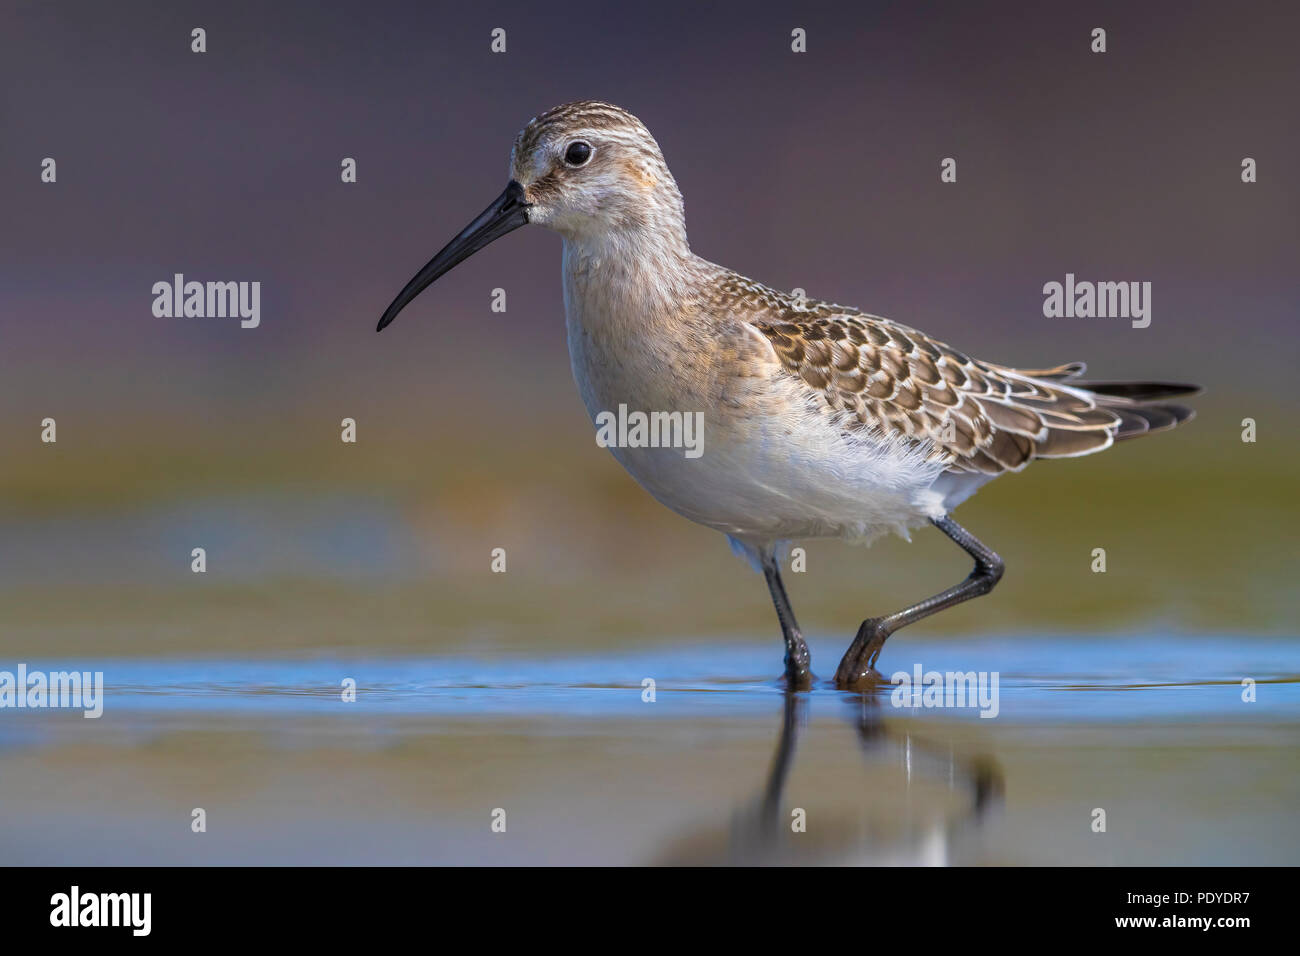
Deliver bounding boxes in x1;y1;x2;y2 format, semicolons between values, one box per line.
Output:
377;101;1198;689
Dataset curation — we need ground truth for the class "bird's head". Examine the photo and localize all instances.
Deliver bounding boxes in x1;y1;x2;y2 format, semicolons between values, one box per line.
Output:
508;100;685;242
378;101;686;332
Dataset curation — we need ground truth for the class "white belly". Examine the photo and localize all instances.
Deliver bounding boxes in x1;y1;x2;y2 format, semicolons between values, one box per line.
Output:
565;308;951;546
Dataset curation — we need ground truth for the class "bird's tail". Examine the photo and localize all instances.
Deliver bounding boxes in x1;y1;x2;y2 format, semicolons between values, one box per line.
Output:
1066;377;1200;441
1009;361;1201;446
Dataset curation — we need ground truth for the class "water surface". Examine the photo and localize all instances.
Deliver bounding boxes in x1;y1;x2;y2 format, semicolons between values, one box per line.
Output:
1;635;1295;865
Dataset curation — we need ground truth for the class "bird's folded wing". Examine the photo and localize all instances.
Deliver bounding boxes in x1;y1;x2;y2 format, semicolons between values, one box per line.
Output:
749;311;1189;476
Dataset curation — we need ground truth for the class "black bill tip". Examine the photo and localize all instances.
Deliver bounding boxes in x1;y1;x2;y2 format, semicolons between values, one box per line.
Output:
377;180;530;332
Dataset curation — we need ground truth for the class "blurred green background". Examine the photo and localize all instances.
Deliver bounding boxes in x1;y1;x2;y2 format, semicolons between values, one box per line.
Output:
1;358;1294;659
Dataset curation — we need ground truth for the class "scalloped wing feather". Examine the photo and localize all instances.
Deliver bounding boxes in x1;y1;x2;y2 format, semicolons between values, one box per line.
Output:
745;299;1195;477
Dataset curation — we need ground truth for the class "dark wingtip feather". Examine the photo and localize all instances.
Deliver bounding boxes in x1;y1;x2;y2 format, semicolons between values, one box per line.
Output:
1077;381;1203;401
1113;402;1195;440
1161;403;1195;427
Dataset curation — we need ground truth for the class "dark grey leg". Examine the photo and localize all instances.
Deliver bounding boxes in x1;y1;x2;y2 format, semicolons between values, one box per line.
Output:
762;554;812;688
834;515;1004;689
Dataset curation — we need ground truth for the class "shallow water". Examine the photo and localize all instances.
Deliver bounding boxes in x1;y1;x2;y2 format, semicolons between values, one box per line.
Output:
1;635;1297;865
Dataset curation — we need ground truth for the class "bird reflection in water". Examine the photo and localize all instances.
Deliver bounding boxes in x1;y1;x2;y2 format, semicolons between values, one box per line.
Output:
654;689;1003;865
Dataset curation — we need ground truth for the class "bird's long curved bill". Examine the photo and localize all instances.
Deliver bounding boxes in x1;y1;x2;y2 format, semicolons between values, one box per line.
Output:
376;180;530;331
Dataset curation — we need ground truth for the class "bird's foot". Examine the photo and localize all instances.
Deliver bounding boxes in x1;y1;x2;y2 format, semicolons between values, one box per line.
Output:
782;632;814;690
834;665;888;691
834;618;891;690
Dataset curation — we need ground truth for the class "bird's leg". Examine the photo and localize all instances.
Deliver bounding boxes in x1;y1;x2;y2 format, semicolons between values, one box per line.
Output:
834;515;1004;690
762;555;813;689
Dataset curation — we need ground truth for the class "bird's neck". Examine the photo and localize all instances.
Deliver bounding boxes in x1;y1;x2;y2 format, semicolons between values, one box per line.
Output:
561;225;703;330
561;227;716;425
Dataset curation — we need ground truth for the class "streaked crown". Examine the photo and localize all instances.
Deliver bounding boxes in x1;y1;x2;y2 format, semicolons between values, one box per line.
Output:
509;101;687;247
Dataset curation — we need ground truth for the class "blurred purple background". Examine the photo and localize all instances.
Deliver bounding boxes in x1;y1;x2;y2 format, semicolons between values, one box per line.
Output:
4;1;1295;398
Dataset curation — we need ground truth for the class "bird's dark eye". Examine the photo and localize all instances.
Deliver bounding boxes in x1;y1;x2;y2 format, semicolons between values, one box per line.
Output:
564;141;593;167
